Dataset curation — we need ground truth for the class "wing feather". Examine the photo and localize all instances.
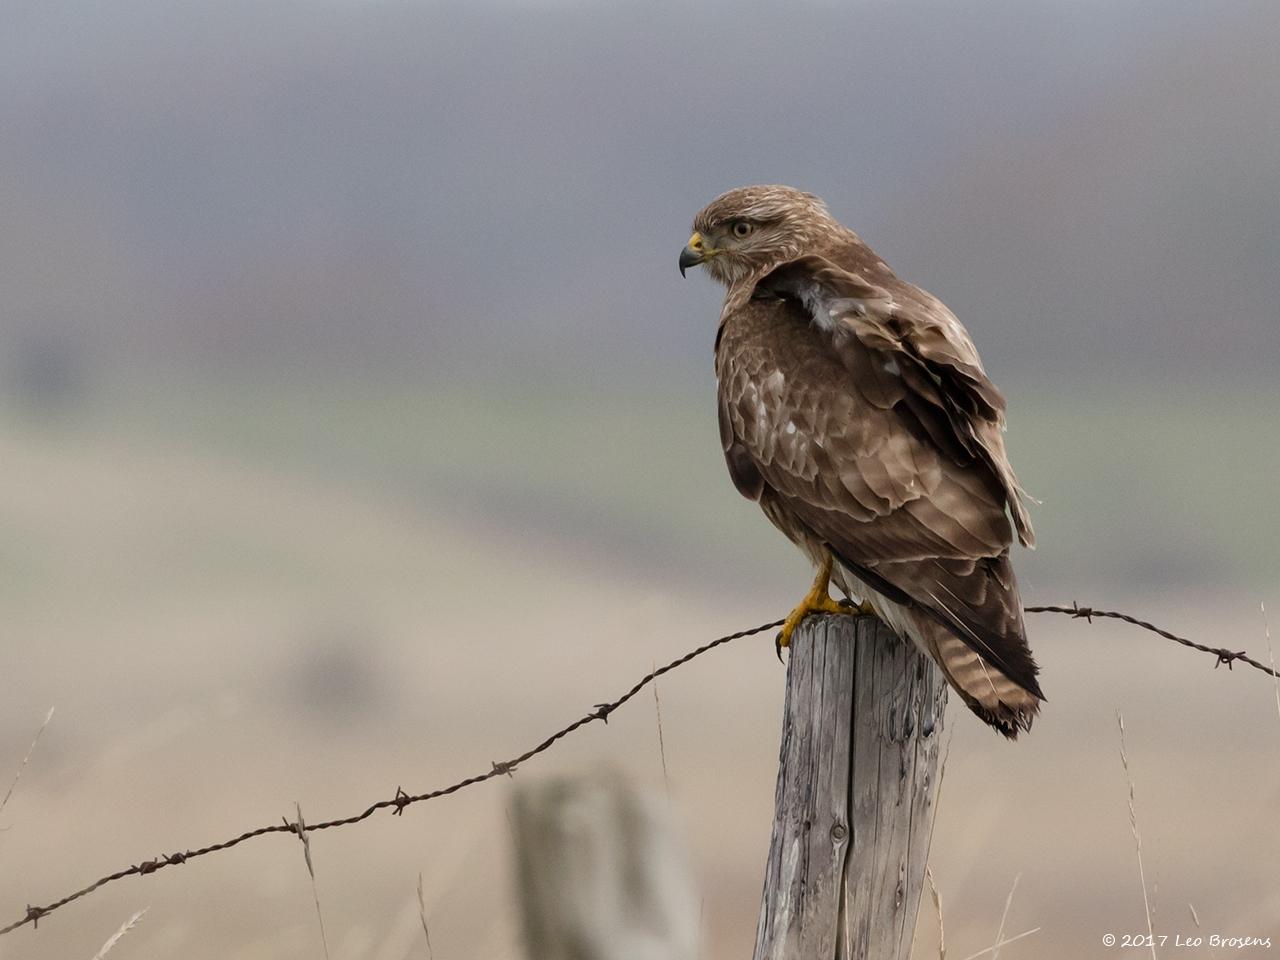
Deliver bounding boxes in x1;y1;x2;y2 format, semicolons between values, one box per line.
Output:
756;255;1035;546
715;256;1042;707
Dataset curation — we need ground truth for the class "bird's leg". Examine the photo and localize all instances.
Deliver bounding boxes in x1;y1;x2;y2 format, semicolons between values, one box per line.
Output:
775;551;873;657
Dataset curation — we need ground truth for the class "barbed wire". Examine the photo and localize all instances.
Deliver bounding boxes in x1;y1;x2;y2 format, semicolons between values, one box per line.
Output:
2;601;1275;937
1023;602;1278;677
0;617;784;936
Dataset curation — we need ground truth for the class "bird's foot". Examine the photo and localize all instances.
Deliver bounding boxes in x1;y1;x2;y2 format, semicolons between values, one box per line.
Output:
774;589;855;658
773;551;877;660
837;597;875;615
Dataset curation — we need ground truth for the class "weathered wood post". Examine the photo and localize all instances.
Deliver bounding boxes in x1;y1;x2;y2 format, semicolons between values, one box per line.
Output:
753;614;947;960
512;769;701;960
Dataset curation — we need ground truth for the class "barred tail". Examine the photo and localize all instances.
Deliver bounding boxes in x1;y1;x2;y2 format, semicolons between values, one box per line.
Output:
917;620;1041;738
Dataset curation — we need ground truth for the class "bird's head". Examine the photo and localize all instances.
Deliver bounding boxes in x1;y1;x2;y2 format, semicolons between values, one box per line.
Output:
679;185;841;286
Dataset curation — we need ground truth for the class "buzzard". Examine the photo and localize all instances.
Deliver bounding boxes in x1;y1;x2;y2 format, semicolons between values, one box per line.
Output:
679;185;1042;737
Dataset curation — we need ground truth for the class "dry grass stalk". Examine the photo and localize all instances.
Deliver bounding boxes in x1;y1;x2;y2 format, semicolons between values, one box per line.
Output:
912;730;951;959
417;871;435;960
292;803;331;960
957;927;1041;960
1187;903;1219;960
89;907;147;960
1263;603;1279;728
651;665;670;798
926;866;946;960
989;873;1020;960
1;707;55;818
934;730;954;811
1117;712;1158;960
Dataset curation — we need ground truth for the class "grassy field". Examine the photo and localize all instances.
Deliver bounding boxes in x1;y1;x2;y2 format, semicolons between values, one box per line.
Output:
0;370;1276;959
83;370;1280;594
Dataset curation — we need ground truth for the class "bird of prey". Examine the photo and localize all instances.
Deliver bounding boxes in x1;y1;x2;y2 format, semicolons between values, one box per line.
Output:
679;185;1042;737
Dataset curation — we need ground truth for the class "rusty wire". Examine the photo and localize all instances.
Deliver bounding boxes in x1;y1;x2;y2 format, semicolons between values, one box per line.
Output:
2;601;1276;936
1023;602;1278;677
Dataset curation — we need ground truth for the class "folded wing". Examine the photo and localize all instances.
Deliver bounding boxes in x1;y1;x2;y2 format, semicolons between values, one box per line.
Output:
717;255;1043;724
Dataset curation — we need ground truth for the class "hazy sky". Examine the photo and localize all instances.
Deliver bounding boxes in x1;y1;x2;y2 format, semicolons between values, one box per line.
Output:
2;0;1276;387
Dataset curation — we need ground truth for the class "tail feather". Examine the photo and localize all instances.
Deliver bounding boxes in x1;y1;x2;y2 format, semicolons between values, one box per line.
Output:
833;552;1044;738
923;624;1040;738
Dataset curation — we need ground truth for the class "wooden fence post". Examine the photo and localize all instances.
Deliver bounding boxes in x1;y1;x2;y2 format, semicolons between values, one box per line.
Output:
512;769;701;960
753;613;947;960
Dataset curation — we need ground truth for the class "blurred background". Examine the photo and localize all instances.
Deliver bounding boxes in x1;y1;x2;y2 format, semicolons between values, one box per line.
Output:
1;0;1278;957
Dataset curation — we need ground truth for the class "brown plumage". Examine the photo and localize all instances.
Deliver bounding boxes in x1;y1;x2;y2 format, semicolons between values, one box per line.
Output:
680;185;1043;737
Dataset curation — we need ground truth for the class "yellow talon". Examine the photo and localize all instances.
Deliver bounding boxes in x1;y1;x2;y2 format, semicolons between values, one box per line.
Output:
776;551;873;654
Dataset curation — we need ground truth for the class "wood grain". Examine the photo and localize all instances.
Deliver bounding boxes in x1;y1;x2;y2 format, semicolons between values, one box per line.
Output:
753;614;947;960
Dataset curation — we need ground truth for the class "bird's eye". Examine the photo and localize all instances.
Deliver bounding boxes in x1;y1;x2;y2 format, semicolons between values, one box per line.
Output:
731;220;753;238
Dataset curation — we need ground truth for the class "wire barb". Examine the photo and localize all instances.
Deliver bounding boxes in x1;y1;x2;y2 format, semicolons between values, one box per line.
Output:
1;602;1274;937
392;787;411;816
1023;603;1279;679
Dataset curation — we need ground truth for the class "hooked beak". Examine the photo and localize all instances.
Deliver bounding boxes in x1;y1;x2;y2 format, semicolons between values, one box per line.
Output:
678;231;709;277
